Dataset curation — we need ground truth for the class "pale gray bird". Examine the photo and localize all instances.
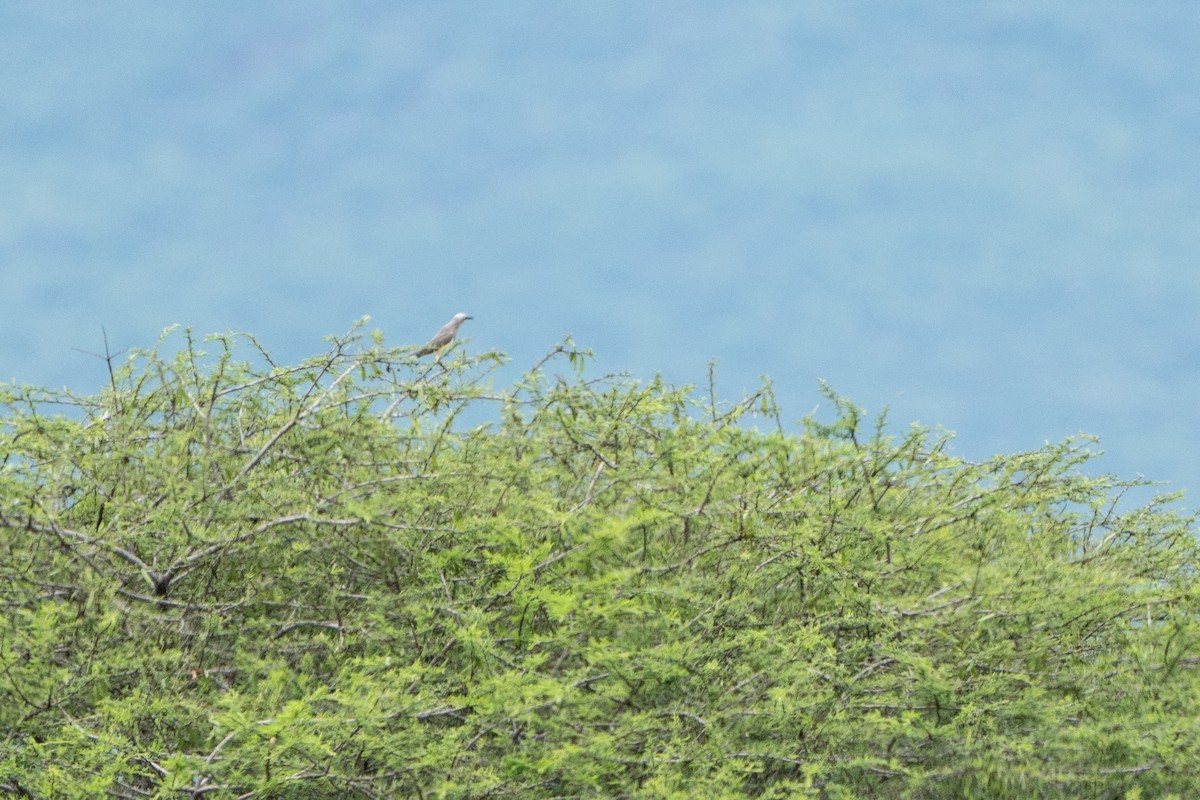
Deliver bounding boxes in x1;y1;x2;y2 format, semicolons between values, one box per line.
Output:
415;312;473;357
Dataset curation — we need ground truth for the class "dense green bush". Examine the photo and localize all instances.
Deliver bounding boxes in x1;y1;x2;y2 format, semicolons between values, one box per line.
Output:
1;323;1198;799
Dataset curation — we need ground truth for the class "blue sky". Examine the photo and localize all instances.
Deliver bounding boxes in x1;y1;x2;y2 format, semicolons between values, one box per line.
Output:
3;3;1199;502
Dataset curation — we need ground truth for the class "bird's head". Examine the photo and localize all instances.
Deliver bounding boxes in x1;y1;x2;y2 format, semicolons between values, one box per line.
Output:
454;312;473;323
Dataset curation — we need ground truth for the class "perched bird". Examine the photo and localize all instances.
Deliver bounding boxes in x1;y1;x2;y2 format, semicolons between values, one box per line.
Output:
415;312;473;357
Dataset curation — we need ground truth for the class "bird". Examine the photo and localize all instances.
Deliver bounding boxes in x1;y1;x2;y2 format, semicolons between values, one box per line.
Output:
415;312;473;357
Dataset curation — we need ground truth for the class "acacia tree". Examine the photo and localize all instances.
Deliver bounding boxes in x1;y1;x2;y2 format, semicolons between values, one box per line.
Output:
1;323;1198;799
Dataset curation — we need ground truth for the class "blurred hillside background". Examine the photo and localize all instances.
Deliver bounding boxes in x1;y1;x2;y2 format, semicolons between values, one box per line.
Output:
3;3;1198;503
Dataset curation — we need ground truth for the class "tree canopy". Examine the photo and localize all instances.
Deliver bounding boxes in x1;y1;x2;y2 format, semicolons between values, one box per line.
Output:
1;324;1198;799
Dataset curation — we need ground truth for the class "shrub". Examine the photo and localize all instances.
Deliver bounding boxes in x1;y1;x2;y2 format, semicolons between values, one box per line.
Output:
1;323;1197;798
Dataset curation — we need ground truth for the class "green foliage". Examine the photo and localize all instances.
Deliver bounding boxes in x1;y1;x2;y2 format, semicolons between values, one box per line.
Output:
1;321;1198;798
